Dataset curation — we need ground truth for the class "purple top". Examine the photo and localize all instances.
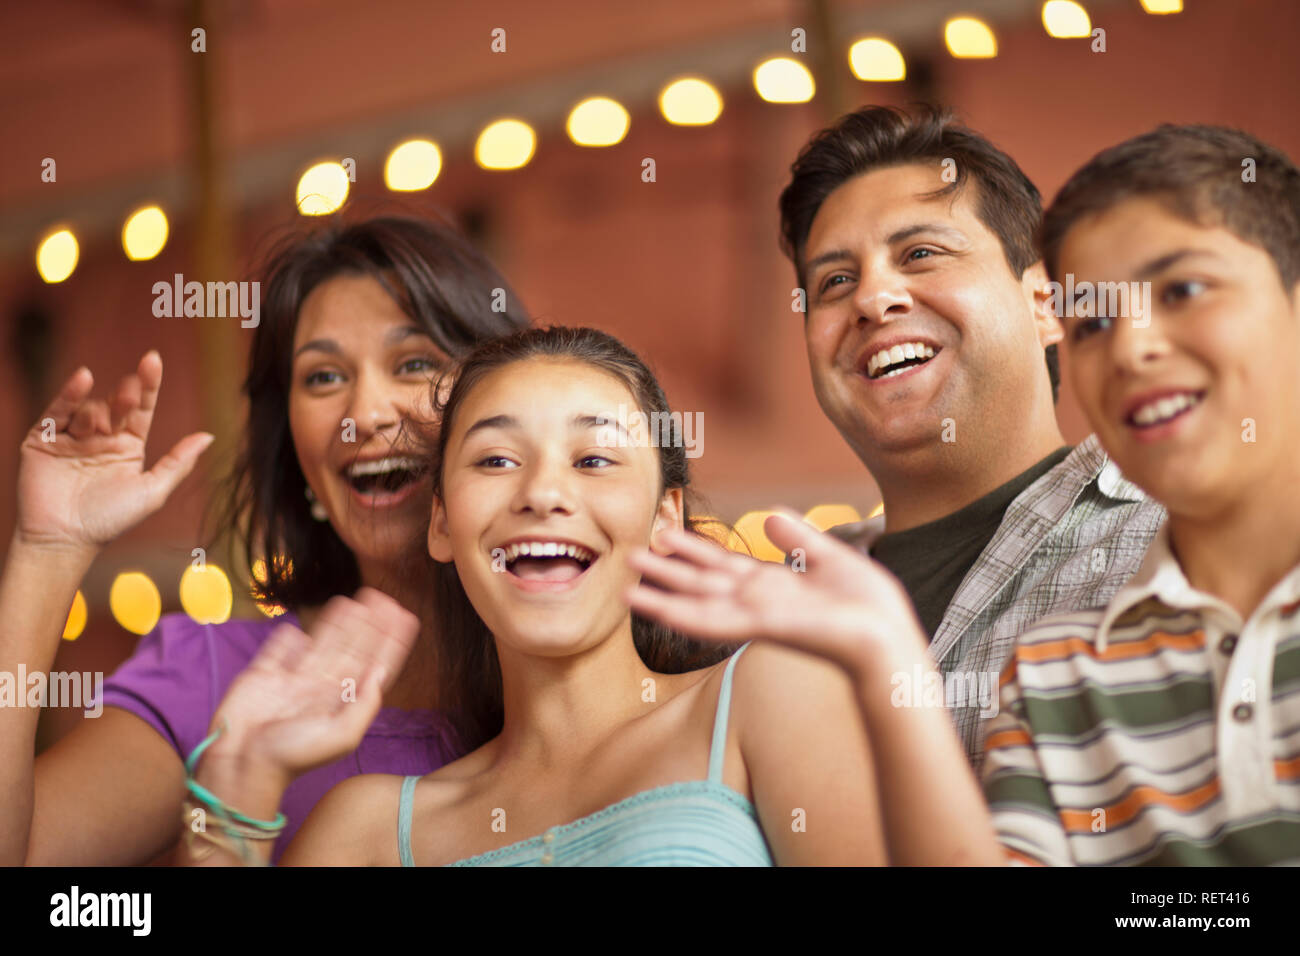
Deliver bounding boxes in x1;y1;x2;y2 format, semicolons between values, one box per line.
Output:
97;612;461;863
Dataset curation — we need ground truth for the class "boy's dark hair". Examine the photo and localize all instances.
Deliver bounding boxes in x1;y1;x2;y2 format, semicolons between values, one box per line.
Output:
1040;124;1300;290
779;104;1059;402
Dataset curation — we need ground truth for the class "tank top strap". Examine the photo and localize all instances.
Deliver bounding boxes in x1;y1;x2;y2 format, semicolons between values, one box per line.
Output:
706;643;751;784
397;774;420;867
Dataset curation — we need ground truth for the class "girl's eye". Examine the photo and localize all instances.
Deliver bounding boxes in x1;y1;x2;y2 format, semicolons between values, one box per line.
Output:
476;455;517;469
304;369;342;386
1162;280;1206;305
1071;316;1113;342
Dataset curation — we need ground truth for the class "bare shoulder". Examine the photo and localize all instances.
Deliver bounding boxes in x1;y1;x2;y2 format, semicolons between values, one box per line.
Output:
281;773;408;866
729;643;859;736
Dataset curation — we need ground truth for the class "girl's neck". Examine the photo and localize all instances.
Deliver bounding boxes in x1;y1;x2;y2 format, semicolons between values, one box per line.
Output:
491;625;660;770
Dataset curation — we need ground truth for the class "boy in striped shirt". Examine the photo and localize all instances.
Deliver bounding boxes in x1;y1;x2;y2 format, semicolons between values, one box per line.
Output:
628;123;1300;865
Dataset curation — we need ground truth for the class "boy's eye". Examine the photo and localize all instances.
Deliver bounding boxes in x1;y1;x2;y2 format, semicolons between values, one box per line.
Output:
577;455;614;468
1161;279;1206;305
1070;316;1113;342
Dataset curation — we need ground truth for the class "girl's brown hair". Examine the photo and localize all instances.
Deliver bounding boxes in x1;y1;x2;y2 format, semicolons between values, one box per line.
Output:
426;326;733;751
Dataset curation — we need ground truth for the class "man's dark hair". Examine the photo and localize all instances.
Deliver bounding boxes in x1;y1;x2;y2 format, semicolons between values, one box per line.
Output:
779;104;1059;403
1040;123;1300;290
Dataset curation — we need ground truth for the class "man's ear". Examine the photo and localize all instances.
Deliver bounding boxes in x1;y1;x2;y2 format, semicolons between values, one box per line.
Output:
428;497;454;563
1023;260;1065;349
648;487;686;555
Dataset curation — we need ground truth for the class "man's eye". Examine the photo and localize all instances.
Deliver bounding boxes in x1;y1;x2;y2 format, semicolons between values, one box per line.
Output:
905;248;936;263
820;274;851;295
1162;280;1206;305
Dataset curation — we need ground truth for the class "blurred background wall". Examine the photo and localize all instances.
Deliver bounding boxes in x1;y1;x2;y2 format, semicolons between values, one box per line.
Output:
2;0;1295;732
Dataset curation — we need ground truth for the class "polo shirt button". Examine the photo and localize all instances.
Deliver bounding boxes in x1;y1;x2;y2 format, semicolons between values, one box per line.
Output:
1232;702;1253;722
542;830;555;844
1218;634;1238;655
541;852;555;865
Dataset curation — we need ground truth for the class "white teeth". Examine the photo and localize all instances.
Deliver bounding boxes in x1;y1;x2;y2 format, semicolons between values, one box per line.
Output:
500;541;595;564
866;342;936;378
346;456;420;477
1131;392;1203;427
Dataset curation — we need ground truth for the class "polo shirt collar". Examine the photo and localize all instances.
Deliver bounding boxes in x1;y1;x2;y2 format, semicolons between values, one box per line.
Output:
1095;522;1300;651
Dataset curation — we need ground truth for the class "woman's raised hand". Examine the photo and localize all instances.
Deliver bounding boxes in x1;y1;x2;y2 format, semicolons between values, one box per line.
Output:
626;510;929;680
16;351;214;553
206;589;420;783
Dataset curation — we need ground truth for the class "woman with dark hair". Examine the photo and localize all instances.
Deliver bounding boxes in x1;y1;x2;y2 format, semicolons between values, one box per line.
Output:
0;215;529;865
180;327;883;866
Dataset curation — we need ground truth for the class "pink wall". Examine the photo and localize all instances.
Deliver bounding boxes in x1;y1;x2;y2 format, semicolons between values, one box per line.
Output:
3;0;1296;675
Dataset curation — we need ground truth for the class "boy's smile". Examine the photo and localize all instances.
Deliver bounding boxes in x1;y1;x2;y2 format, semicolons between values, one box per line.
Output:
1058;196;1300;518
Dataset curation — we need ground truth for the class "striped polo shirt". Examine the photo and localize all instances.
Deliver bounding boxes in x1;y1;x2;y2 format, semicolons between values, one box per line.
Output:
981;525;1300;865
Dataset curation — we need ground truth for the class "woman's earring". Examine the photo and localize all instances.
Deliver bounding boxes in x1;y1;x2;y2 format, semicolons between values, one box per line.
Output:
305;486;329;522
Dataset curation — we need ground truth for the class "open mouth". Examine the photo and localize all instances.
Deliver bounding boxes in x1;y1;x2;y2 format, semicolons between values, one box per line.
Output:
344;456;425;498
1125;390;1206;429
500;540;597;584
865;342;940;380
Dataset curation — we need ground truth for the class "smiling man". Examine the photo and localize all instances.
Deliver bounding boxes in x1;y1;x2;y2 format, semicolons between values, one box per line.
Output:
778;106;1166;764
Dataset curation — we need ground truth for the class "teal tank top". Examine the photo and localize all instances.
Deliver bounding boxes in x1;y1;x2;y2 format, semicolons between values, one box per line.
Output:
397;643;773;866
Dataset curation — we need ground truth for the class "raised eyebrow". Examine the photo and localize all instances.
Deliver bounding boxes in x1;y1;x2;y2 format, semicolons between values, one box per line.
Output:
385;325;436;347
462;414;520;440
803;248;855;276
885;222;967;245
293;338;340;360
574;414;628;440
1134;248;1221;280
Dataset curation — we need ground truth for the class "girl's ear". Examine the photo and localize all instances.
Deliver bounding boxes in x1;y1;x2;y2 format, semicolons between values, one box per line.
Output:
648;487;685;555
428;496;454;563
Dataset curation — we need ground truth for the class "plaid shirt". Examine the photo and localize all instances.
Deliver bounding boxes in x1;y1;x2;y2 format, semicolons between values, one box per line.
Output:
829;434;1167;769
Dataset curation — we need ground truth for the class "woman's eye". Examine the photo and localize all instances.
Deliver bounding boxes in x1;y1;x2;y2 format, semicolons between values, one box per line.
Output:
398;356;439;375
1162;280;1206;305
304;369;342;386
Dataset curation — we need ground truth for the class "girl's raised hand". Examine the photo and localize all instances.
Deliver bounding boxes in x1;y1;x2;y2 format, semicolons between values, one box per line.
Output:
207;589;419;782
626;510;929;680
16;352;214;553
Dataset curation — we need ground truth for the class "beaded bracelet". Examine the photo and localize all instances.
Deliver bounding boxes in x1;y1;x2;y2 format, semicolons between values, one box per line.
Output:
183;720;287;865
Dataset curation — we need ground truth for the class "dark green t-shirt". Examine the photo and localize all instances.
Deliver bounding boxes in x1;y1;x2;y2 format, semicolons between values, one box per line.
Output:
870;446;1073;640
